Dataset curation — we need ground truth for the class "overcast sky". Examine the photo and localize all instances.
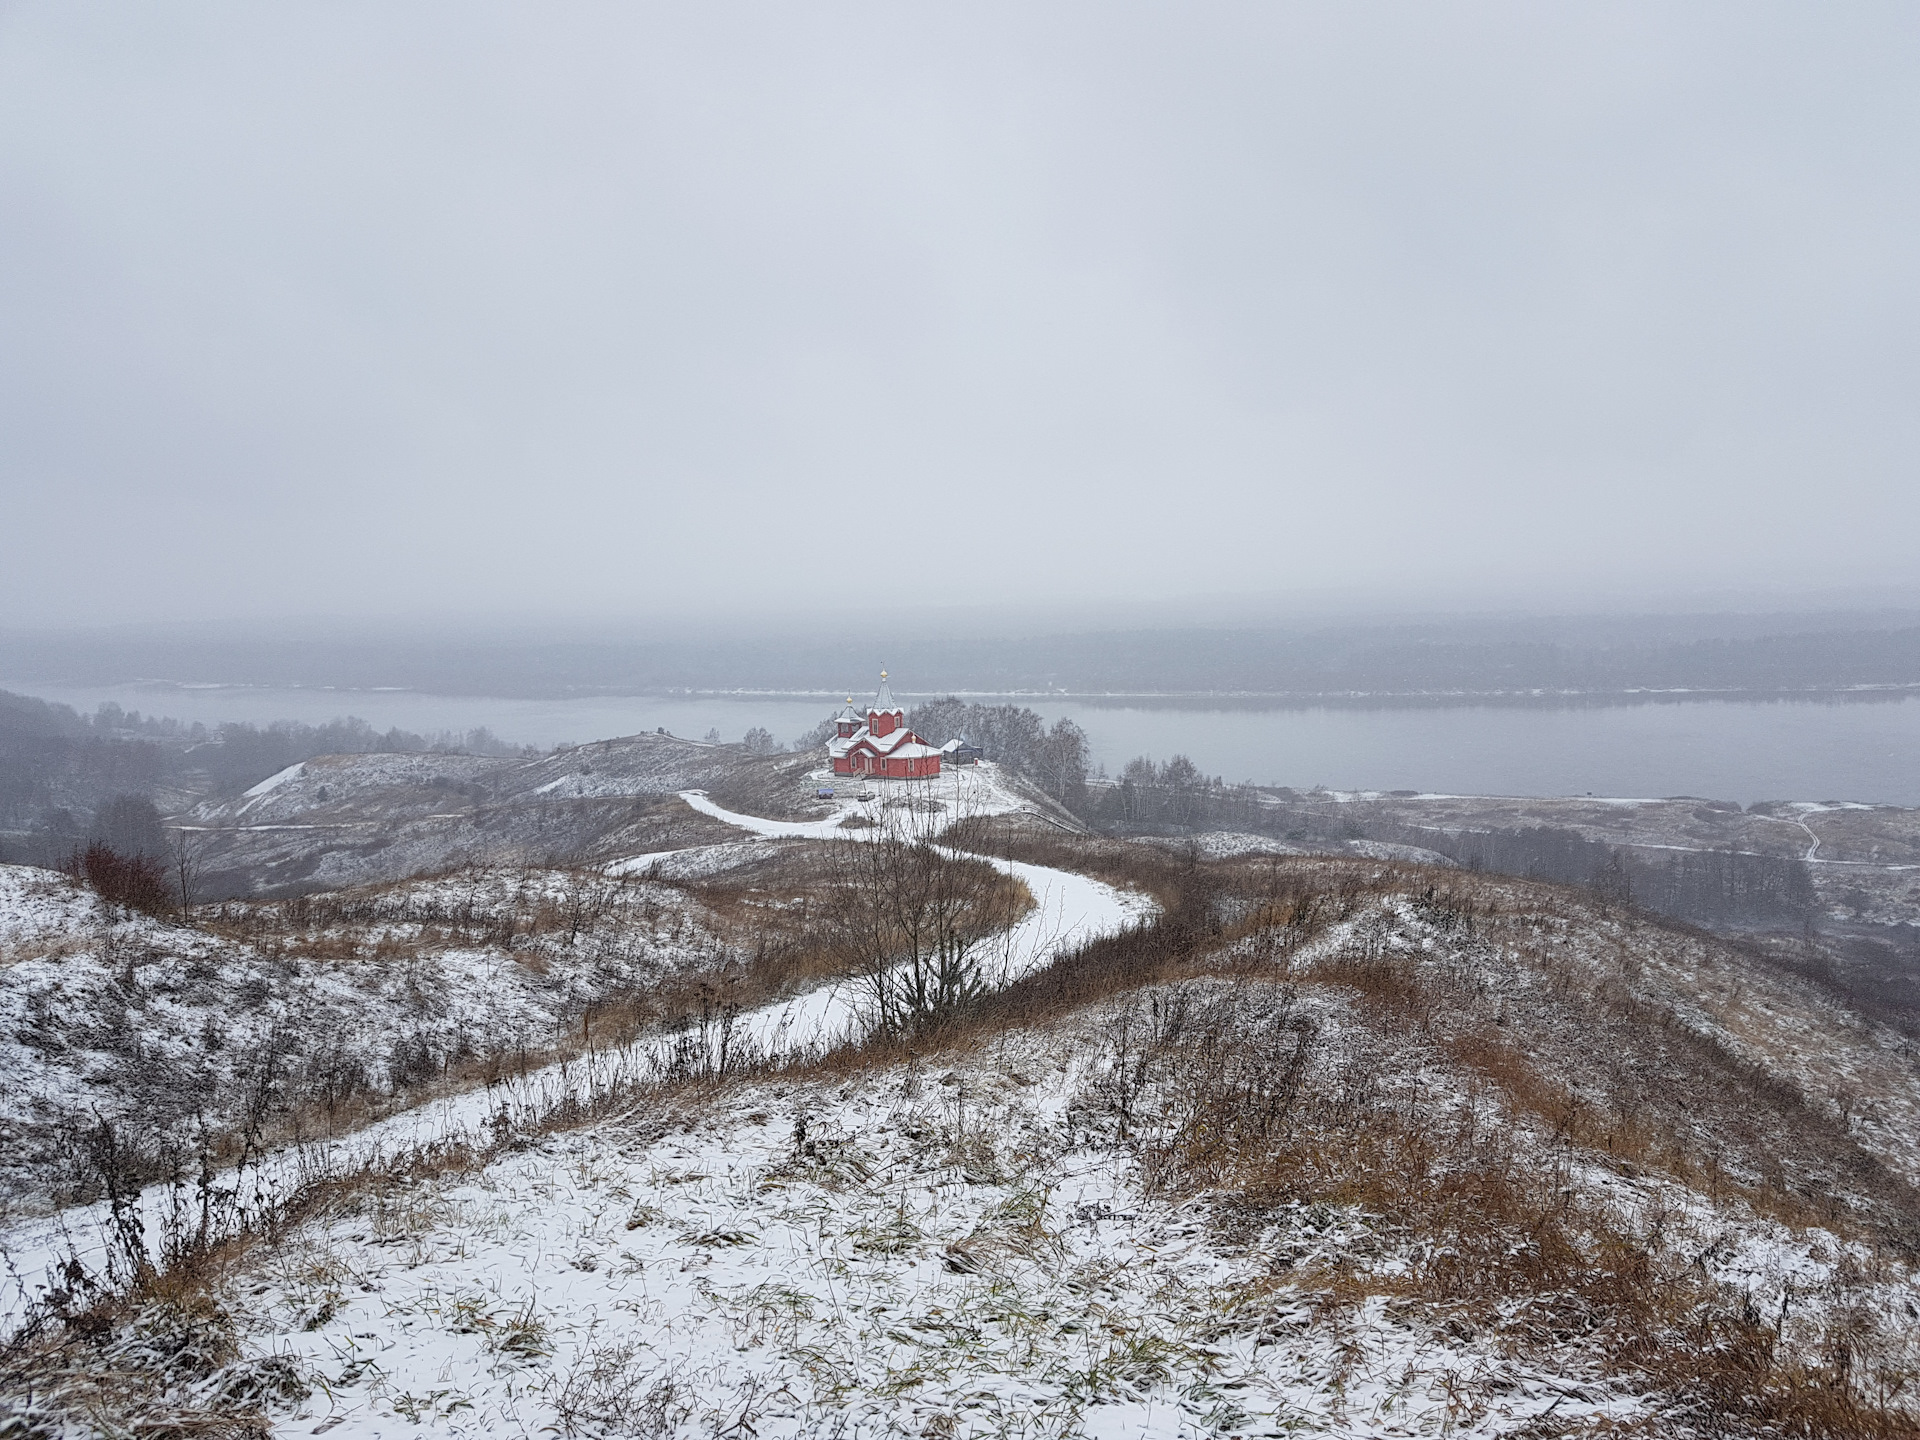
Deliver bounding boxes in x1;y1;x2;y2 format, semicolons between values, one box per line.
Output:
2;3;1917;629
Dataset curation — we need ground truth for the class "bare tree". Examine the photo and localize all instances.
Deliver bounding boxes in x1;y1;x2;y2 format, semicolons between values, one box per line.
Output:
793;717;838;751
905;700;1089;809
171;827;206;921
1033;717;1090;808
821;801;1023;1036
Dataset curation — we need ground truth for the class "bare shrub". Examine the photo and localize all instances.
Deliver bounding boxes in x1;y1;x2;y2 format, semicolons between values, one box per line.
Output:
1081;977;1920;1437
1;1118;311;1438
818;809;1031;1036
67;841;174;918
388;1030;439;1090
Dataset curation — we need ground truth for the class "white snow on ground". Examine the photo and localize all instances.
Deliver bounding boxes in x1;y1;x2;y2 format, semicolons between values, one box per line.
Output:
236;761;308;817
157;968;1920;1437
603;841;771;881
682;761;1041;841
1341;839;1457;866
0;862;729;1312
1144;831;1455;867
681;790;847;840
603;847;687;874
600;787;1156;1071
243;762;305;799
0;786;1153;1335
186;752;502;829
235;1045;1652;1439
1144;832;1311;860
661;789;1154;1062
12;795;1920;1435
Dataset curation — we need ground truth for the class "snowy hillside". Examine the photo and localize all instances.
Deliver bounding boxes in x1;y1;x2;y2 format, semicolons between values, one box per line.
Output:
172;735;1084;901
0;859;760;1217
5;799;1920;1437
174;733;818;897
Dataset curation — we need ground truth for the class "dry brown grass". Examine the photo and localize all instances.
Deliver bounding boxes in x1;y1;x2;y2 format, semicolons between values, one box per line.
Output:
789;850;1920;1432
0;1120;313;1437
21;840;1920;1435
149;842;1039;1162
1082;977;1919;1438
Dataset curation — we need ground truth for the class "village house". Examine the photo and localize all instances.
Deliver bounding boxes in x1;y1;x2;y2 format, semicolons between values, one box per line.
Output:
828;673;947;779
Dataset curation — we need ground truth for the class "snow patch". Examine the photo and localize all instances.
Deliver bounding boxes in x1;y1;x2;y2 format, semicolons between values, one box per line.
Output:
243;762;305;799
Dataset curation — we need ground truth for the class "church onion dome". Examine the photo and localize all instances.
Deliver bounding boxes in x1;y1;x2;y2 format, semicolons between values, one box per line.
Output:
871;671;901;714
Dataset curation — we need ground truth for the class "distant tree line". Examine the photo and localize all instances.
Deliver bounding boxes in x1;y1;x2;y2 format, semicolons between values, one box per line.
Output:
1385;822;1818;927
1082;755;1269;832
1081;758;1819;931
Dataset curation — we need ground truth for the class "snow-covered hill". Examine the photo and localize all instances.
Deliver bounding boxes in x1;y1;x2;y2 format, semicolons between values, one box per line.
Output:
174;736;1087;902
174;733;818;897
7;805;1920;1437
0;860;751;1218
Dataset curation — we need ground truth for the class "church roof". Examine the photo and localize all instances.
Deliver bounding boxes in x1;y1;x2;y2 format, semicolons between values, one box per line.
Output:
840;724;927;757
871;672;898;713
832;732;936;760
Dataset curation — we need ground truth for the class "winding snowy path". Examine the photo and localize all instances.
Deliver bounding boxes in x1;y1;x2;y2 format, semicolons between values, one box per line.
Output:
0;783;1153;1326
672;787;1155;1041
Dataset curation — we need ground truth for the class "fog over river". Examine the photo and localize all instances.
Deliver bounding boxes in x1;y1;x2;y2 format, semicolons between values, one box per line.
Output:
10;681;1920;809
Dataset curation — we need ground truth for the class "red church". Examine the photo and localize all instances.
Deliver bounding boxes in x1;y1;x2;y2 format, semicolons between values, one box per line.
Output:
828;673;946;779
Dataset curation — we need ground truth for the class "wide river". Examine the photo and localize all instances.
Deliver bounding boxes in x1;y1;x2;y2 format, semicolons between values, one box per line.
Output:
8;681;1920;807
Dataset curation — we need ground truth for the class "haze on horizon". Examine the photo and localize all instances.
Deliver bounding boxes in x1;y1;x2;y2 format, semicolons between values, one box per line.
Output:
3;3;1917;631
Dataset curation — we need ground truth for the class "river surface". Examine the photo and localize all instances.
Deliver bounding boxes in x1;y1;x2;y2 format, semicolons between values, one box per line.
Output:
7;680;1920;807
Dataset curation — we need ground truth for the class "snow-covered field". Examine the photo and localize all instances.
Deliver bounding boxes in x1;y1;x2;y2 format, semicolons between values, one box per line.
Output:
0;862;758;1330
173;977;1919;1439
0;773;1154;1341
9;772;1920;1437
236;1043;1647;1439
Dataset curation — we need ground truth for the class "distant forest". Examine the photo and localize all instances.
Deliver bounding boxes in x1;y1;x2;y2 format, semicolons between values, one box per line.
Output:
4;613;1920;701
1077;756;1820;931
0;689;529;867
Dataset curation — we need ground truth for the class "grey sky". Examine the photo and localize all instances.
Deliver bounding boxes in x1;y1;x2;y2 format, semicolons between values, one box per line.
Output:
2;3;1916;627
